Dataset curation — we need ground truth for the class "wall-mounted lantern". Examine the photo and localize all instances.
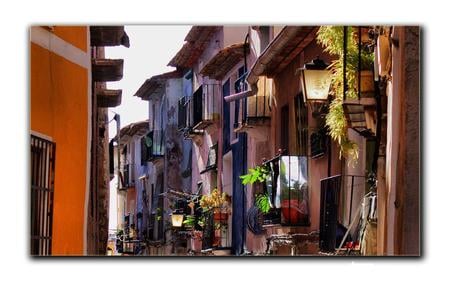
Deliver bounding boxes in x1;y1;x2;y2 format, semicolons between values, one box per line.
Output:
299;58;332;117
171;212;184;228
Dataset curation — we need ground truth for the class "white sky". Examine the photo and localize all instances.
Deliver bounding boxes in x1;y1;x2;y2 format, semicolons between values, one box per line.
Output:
105;25;192;138
106;25;191;231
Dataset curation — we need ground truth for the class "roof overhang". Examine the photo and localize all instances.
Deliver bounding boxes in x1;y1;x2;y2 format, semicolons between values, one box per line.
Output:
117;120;149;145
199;43;248;80
247;26;318;84
167;26;220;68
134;70;183;100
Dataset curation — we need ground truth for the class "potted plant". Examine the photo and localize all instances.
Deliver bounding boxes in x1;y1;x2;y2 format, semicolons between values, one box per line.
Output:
182;214;203;252
191;230;203;252
199;188;230;223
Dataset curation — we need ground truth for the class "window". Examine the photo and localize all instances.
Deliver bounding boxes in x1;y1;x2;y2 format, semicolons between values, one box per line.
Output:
140;134;152;165
280;104;290;154
30;135;55;256
178;96;187;130
295;94;308;156
200;143;218;174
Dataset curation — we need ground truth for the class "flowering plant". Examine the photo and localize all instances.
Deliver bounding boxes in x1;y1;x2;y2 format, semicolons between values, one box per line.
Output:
199;188;229;212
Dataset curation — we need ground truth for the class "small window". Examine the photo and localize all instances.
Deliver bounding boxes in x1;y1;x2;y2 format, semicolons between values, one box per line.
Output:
201;143;218;174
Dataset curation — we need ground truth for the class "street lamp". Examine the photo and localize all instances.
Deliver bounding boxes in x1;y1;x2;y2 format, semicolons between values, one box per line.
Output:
171;212;184;227
299;58;332;117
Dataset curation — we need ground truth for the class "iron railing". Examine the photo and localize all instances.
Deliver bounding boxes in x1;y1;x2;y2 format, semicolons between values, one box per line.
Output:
319;175;366;253
235;73;271;126
30;135;55;256
319;175;341;252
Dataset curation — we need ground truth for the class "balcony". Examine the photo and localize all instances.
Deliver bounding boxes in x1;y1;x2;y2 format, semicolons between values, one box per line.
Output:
247;155;310;227
235;73;271;131
178;96;202;139
120;163;134;190
192;84;221;130
92;59;124;82
319;175;368;253
90;26;130;48
96;89;122;108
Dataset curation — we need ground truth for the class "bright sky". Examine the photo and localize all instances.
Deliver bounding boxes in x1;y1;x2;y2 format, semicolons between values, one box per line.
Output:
106;25;191;231
105;25;192;138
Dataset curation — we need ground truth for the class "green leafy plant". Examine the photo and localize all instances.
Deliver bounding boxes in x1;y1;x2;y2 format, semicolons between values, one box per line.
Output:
156;208;162;221
239;165;270;185
316;26;374;162
255;193;271;214
183;215;196;228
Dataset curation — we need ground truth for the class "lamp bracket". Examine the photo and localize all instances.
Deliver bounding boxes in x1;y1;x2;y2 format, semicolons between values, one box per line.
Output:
308;102;328;119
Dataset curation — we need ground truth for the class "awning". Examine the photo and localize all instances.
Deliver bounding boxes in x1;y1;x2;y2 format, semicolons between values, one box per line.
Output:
134;70;183;100
199;43;248;80
246;26;318;84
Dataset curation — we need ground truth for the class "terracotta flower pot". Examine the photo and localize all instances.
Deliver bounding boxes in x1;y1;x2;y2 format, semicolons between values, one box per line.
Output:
213;229;221;247
191;238;202;252
281;199;308;224
213;212;229;223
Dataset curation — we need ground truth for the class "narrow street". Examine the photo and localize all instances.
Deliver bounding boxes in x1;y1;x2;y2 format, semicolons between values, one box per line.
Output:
30;25;420;257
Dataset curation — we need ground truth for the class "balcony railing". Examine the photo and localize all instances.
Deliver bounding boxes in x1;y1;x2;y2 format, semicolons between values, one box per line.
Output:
178;95;202;139
235;73;271;128
192;84;221;130
253;155;310;227
319;175;367;253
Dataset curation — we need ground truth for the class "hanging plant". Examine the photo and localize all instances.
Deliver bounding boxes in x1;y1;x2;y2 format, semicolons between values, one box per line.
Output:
255;193;271;214
316;26;374;162
240;165;272;214
239;165;270;185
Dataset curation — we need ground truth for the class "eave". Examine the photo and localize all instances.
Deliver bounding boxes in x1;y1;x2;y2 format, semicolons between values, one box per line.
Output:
247;26;318;84
199;43;248;80
134;70;183;100
167;26;220;68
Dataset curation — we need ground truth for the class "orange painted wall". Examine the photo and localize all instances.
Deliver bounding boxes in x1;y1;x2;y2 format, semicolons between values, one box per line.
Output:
53;26;88;52
30;27;89;255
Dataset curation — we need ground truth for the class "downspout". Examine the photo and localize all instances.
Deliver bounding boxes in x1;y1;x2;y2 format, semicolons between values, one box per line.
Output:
241;33;249;255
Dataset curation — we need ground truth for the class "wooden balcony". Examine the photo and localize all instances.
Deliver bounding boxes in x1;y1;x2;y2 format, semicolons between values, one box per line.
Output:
90;26;130;47
92;59;124;82
96;89;122;108
192;84;221;130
